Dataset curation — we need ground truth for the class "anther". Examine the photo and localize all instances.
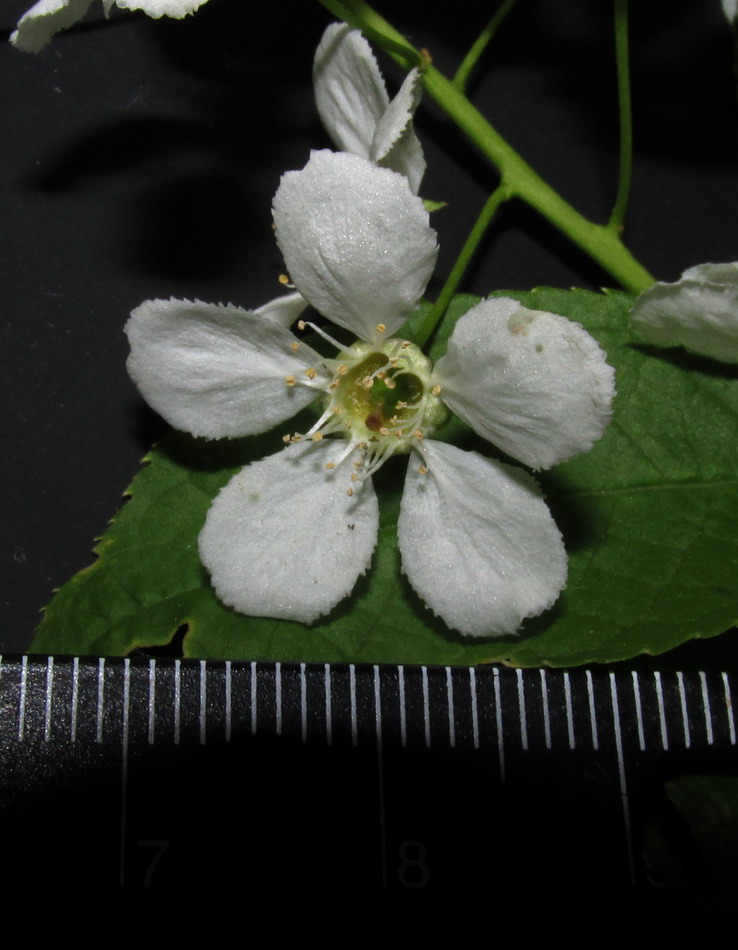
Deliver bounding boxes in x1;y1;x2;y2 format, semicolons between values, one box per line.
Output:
305;367;317;380
329;381;339;390
290;341;300;352
279;274;291;286
376;323;386;334
332;405;342;414
297;320;306;330
312;432;324;442
351;473;359;482
395;401;408;410
384;377;396;390
362;376;374;390
414;429;424;439
431;384;442;396
285;375;296;387
291;434;303;442
418;465;428;475
346;488;354;497
337;365;348;376
400;341;411;349
325;462;336;470
379;426;390;436
282;434;291;444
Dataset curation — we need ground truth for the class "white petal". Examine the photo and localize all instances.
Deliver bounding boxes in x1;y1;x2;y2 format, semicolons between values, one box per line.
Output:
434;297;615;470
371;69;426;195
113;0;208;15
125;298;327;438
273;150;437;341
199;440;379;623
11;0;93;52
398;441;567;637
254;291;309;329
722;0;737;23
313;23;388;160
631;264;738;363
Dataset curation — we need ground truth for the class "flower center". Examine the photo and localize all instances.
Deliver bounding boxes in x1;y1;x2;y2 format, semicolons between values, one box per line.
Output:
285;336;447;488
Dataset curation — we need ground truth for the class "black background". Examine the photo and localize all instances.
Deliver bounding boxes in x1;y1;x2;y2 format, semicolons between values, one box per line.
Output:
2;0;737;660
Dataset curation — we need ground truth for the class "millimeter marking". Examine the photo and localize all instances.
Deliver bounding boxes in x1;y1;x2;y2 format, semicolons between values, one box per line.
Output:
250;661;257;735
119;658;131;888
516;668;528;751
96;658;105;743
17;655;27;741
609;673;635;886
540;669;551;750
224;661;232;743
70;656;79;742
563;672;575;749
199;660;207;745
631;670;646;751
722;673;736;744
469;668;480;749
173;659;181;745
43;656;54;742
300;663;307;744
349;664;358;746
586;670;599;750
677;671;691;748
654;672;668;750
445;667;456;748
147;659;156;745
699;672;713;745
398;665;407;748
421;666;431;748
324;664;332;747
275;662;282;737
493;667;505;782
373;665;388;888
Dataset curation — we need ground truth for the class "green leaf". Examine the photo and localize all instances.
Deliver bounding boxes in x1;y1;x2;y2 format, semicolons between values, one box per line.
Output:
31;289;738;665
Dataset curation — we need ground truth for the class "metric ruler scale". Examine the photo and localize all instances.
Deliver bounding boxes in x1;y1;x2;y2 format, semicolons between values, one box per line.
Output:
0;656;736;915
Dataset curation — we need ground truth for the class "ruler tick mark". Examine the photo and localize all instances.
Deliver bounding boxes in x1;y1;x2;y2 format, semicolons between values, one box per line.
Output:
610;673;636;887
96;657;105;743
275;662;282;737
493;667;505;782
699;672;713;745
250;661;257;736
539;669;551;750
563;671;575;749
199;660;207;745
225;660;232;743
722;672;735;744
119;658;131;889
398;665;407;748
43;656;54;742
70;656;79;742
18;655;28;741
373;665;388;888
631;671;645;751
421;666;431;749
173;659;181;745
469;668;480;750
446;667;456;748
324;664;332;746
677;671;691;748
300;663;307;744
586;670;599;750
349;664;357;746
516;668;528;751
654;671;668;750
148;659;156;745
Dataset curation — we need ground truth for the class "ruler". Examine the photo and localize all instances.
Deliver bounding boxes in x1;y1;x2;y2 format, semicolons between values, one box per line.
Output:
0;656;736;913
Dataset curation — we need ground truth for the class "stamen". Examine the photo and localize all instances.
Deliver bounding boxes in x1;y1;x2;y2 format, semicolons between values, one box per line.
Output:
337;365;348;376
291;434;302;442
278;274;292;286
431;384;442;396
346;488;354;497
300;320;344;350
418;465;428;475
325;462;336;470
395;401;408;410
297;320;306;330
384;377;397;390
285;375;297;387
305;367;317;380
282;434;291;444
414;429;424;439
290;341;300;352
311;432;324;442
375;323;386;334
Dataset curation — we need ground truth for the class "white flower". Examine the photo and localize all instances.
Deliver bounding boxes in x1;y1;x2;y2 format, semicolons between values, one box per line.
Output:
126;150;614;637
11;0;209;53
630;263;738;364
314;22;426;194
722;0;737;25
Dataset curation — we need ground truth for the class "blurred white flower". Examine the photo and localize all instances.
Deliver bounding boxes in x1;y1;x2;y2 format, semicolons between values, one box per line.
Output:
12;0;209;53
314;22;426;194
126;151;614;637
630;263;738;363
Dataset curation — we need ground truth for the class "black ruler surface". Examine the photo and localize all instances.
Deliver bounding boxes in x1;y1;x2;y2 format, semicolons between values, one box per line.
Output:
1;656;736;915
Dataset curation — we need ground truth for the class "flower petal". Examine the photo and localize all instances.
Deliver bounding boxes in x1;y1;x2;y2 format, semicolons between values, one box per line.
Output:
113;0;209;15
434;297;615;470
630;263;738;363
11;0;93;53
313;23;389;160
125;298;327;438
273;150;437;342
254;290;309;329
398;441;567;637
371;68;426;195
199;440;379;623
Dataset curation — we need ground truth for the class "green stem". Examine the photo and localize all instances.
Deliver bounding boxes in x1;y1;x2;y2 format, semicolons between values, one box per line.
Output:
316;0;655;294
413;184;512;349
453;0;521;92
608;0;633;233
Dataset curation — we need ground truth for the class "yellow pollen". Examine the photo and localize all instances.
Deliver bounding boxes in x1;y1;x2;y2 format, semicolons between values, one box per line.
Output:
325;462;336;470
291;434;303;442
337;365;348;376
353;460;363;469
414;429;424;439
290;341;300;352
418;465;428;475
312;432;324;441
278;273;290;285
431;384;442;396
376;323;386;333
400;341;411;349
297;320;306;330
346;488;354;497
282;433;291;443
329;381;339;390
305;367;317;380
351;473;359;482
285;375;296;387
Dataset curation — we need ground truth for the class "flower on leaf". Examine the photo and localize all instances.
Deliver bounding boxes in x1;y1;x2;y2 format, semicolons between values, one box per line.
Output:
126;150;614;638
11;0;208;53
630;263;738;364
314;22;426;195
